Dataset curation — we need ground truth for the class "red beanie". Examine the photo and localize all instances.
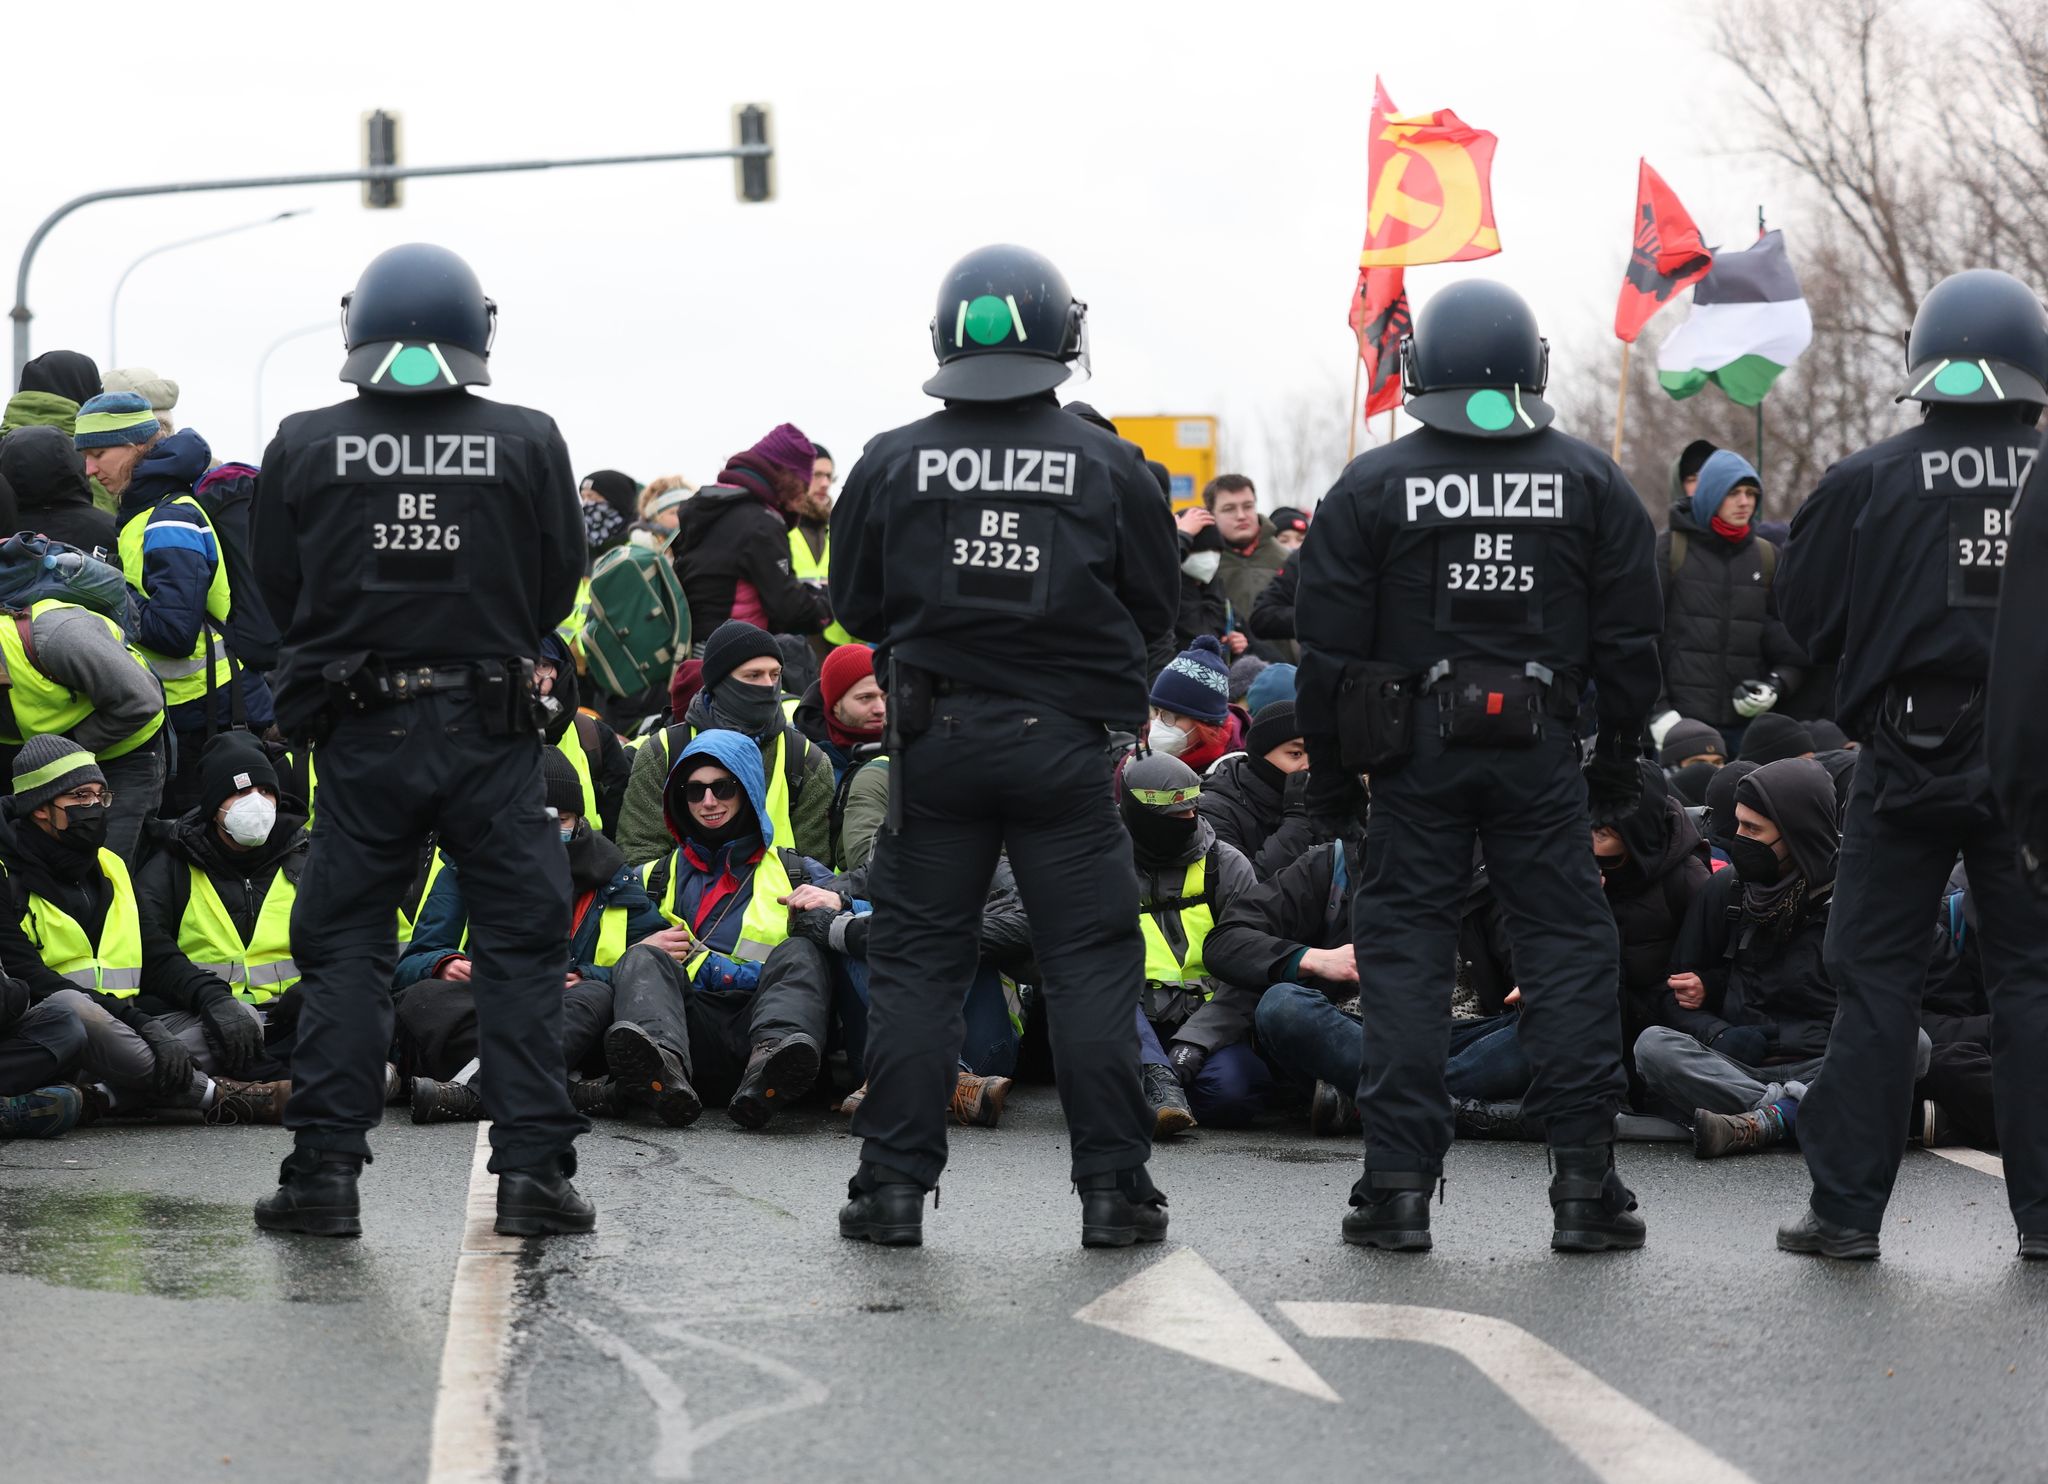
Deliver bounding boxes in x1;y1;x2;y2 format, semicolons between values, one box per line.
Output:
820;645;880;749
669;658;704;723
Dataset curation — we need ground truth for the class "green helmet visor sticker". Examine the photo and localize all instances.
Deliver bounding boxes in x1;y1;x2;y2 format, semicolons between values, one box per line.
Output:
1466;388;1515;431
962;294;1014;346
389;345;447;387
1933;360;1986;397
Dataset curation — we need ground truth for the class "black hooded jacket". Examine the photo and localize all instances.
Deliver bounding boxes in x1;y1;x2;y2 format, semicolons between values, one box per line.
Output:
1197;752;1315;880
134;809;311;1020
1602;766;1712;1043
0;425;118;556
1654;501;1805;728
671;461;831;642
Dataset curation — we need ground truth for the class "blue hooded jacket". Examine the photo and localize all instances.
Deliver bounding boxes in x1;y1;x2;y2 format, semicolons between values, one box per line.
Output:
650;727;835;992
1688;449;1761;526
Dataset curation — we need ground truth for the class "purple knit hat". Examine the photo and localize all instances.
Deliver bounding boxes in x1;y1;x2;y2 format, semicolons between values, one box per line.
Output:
743;423;816;481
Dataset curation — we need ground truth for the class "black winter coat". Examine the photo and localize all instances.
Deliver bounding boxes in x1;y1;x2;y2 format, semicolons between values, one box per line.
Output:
672;479;830;643
1602;791;1712;1047
1135;819;1257;1051
1654;504;1805;728
133;812;311;1022
1248;558;1297;643
1198;753;1315;880
0;424;119;558
0;808;145;1030
1661;867;1834;1060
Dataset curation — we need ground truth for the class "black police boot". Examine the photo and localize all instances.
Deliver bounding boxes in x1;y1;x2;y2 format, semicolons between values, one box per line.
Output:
1549;1143;1646;1253
839;1162;928;1246
1776;1205;1879;1260
603;1023;702;1128
1342;1170;1436;1252
495;1155;597;1237
568;1077;619;1118
254;1148;363;1238
2018;1232;2048;1261
728;1032;822;1130
410;1077;485;1125
1075;1165;1169;1248
1453;1098;1540;1141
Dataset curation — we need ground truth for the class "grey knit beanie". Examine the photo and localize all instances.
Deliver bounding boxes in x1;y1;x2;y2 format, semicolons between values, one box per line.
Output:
12;735;104;814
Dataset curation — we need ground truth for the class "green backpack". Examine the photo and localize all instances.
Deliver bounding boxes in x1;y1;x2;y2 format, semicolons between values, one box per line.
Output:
580;543;690;698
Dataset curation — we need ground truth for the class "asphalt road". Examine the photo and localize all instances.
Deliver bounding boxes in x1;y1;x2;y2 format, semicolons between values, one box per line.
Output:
2;1089;2042;1484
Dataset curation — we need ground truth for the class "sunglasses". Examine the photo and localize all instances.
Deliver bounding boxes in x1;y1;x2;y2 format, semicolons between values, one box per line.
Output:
682;778;741;803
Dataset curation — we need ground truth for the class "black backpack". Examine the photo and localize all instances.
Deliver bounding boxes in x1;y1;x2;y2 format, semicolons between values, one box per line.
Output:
193;463;282;670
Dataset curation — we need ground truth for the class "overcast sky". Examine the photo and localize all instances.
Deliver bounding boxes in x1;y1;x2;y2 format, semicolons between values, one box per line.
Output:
4;0;1786;506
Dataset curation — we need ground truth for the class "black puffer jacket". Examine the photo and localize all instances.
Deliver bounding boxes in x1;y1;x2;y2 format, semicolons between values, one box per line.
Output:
1197;752;1315;880
671;463;831;643
1602;768;1712;1048
1655;501;1805;729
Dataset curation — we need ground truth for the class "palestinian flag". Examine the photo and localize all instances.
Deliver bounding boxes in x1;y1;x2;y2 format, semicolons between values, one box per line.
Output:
1656;229;1812;406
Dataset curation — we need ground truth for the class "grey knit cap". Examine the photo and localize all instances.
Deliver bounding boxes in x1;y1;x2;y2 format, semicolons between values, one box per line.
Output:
12;735;105;814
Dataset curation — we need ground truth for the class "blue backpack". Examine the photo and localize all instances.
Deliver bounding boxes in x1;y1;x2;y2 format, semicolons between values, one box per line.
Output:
0;533;136;636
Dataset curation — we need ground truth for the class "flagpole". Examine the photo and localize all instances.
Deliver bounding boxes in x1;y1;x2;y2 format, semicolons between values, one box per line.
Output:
1611;341;1633;462
1386;409;1396;443
1348;354;1362;461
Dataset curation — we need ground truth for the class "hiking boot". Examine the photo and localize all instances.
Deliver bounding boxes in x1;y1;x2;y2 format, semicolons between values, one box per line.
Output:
254;1149;362;1237
1694;1105;1789;1159
1453;1097;1539;1141
604;1022;702;1128
839;1162;927;1246
1143;1062;1197;1138
951;1072;1011;1128
1777;1205;1879;1260
207;1078;291;1126
728;1032;822;1129
2019;1232;2048;1261
1076;1165;1169;1248
495;1156;596;1237
410;1077;485;1125
1917;1100;1956;1148
568;1078;619;1117
1308;1081;1362;1137
1549;1143;1647;1252
836;1082;868;1116
0;1085;82;1140
1341;1171;1436;1252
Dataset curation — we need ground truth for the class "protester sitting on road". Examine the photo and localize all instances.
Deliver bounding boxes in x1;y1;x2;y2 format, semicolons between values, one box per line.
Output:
1120;753;1262;1135
792;643;886;784
1146;635;1242;775
0;737;281;1123
1244;662;1295;715
1197;701;1315;880
133;734;306;1103
578;469;638;559
1651;447;1805;757
0;424;118;557
617;621;833;867
1658;717;1727;772
1218;836;1531;1138
399;749;690;1125
1595;763;1713;1103
1635;758;1927;1159
537;632;631;839
0;968;85;1138
638;729;835;1128
671;423;831;646
1737;712;1815;765
1698;759;1759;868
1228;654;1268;707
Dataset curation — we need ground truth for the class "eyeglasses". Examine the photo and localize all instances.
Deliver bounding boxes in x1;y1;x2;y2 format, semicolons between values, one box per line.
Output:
57;789;111;807
682;778;741;803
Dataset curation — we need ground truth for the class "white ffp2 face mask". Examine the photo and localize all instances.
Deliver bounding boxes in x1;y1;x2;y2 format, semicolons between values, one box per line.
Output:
1181;550;1222;583
222;793;278;847
1147;718;1192;757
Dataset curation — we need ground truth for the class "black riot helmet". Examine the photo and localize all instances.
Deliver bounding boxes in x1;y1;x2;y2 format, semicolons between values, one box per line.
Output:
1899;268;2048;407
925;244;1088;403
340;244;496;395
1399;279;1554;440
1119;750;1203;863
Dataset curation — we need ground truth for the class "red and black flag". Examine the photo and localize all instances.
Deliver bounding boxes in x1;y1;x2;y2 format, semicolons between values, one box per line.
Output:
1614;158;1713;343
1349;265;1410;417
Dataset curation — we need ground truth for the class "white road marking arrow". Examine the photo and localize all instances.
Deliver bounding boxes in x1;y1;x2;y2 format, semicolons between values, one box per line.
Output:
1280;1302;1759;1484
1073;1248;1341;1402
1929;1146;2005;1180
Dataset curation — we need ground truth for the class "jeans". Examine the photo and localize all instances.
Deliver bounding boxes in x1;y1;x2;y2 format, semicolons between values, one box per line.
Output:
1253;981;1533;1104
0;997;87;1094
102;739;165;864
1135;1007;1273;1126
1635;1023;1931;1122
836;955;1020;1081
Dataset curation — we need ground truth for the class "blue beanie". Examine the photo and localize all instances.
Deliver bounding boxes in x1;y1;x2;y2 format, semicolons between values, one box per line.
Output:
1150;635;1232;724
1245;662;1296;716
1689;448;1761;525
72;390;160;449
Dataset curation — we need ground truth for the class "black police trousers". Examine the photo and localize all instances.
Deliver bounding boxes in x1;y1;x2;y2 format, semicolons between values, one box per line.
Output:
1800;745;2048;1234
285;694;584;1174
852;687;1150;1187
1354;722;1626;1180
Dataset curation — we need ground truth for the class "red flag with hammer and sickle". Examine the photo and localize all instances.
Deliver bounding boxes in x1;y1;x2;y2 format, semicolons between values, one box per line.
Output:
1358;78;1502;268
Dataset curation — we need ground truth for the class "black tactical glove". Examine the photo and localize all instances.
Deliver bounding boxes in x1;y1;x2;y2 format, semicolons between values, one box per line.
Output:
1582;731;1645;827
787;905;841;948
1166;1040;1208;1091
827;911;872;959
197;989;264;1075
135;1016;196;1099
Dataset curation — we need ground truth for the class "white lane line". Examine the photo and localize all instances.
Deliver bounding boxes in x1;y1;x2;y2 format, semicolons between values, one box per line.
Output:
426;1121;522;1484
1075;1248;1340;1402
1281;1302;1758;1484
1930;1146;2006;1180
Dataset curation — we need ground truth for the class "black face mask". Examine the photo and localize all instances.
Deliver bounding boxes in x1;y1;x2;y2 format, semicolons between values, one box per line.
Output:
55;801;110;854
1594;852;1627;873
1727;834;1785;884
710;679;781;737
1123;804;1199;863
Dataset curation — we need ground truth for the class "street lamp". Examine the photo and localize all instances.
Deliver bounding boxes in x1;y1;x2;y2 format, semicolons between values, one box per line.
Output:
108;208;310;367
253;320;331;454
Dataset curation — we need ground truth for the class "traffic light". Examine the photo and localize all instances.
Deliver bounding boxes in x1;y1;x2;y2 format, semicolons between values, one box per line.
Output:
362;109;403;209
732;104;775;204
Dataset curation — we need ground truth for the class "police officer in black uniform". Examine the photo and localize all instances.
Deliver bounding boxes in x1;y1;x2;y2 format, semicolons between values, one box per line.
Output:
829;243;1180;1248
248;244;595;1238
1777;268;2048;1262
1295;279;1663;1253
1989;425;2048;900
